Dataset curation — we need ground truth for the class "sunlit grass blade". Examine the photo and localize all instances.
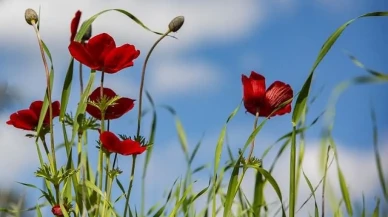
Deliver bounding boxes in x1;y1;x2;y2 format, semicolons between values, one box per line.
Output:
254;166;286;217
223;156;242;217
213;101;241;217
36;203;43;217
372;198;380;217
329;137;353;215
252;171;265;216
370;105;388;201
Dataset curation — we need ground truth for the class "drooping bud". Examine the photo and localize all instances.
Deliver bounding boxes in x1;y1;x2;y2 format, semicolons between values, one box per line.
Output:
25;8;39;25
82;24;92;41
168;16;184;32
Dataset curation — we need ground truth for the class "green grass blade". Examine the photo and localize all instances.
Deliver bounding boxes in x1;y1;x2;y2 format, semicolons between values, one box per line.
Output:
223;156;242;217
75;9;172;43
35;40;54;137
213;101;241;217
59;58;74;121
70;71;95;144
336;160;353;215
372;198;380;217
141;91;158;217
370;105;388;201
292;11;388;125
302;170;319;217
252;171;265;216
345;52;388;80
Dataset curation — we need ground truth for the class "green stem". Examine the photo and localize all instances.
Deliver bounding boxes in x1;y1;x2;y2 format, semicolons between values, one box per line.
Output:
79;60;84;96
95;71;106;217
102;153;111;216
136;30;171;137
32;21;57;174
289;125;297;217
247;110;260;161
40;136;50;156
123;155;137;217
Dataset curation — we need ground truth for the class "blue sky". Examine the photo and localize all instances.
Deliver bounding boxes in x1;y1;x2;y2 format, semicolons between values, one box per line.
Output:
0;0;387;216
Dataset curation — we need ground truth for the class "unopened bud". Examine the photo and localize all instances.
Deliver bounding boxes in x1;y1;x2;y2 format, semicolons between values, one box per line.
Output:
168;16;184;32
82;25;92;41
25;8;38;25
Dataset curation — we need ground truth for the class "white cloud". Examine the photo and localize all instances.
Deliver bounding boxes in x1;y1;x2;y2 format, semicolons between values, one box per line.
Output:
0;114;39;188
148;58;222;97
0;0;267;100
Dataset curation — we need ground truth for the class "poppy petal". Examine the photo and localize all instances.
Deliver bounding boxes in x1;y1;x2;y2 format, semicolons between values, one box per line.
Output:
264;81;293;116
70;10;82;41
119;139;146;155
103;44;140;74
105;97;135;120
100;131;121;153
242;71;266;115
7;109;38;130
86;33;116;67
69;42;100;70
88;87;117;102
29;101;43;116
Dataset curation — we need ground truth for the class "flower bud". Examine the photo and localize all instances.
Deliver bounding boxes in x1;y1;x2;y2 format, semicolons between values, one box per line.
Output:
168;16;184;32
82;24;92;41
25;8;38;25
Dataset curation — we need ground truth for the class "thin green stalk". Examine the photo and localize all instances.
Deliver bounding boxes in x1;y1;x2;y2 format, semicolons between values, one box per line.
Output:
136;30;171;137
247;110;259;160
123;155;137;217
31;21;56;173
321;146;331;217
289;125;297;217
102;153;111;216
79;60;84;95
95;71;106;217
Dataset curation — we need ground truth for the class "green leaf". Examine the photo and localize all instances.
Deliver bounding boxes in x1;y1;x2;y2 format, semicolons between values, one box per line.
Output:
75;9;173;42
59;58;74;121
35;40;54;137
302;170;319;217
370;105;388;201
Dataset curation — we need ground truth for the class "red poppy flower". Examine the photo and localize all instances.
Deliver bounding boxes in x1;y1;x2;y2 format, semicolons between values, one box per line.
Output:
51;205;64;217
6;101;60;131
70;10;81;41
68;33;140;74
242;71;293;118
86;87;135;120
99;131;146;155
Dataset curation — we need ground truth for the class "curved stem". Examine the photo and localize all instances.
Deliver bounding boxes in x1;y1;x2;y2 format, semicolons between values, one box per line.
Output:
123;155;137;217
136;30;171;137
31;21;56;173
